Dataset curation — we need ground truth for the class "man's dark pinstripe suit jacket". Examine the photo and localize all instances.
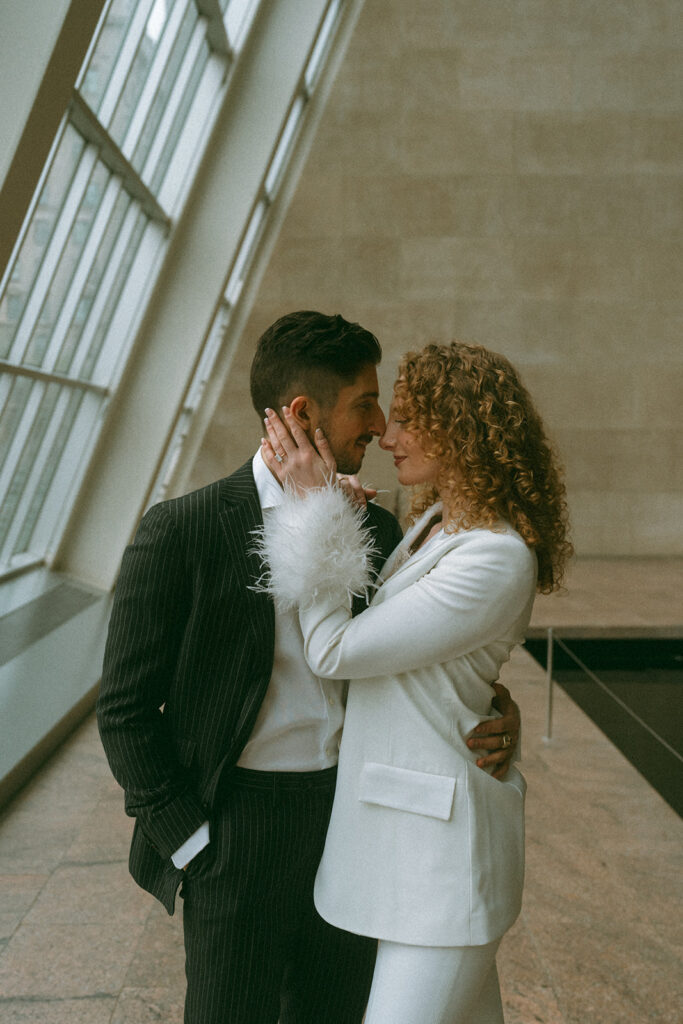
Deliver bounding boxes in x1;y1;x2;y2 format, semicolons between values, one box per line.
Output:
97;459;403;915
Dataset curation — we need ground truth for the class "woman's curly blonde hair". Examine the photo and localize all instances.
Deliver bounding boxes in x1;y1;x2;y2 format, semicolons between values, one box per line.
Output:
394;342;573;593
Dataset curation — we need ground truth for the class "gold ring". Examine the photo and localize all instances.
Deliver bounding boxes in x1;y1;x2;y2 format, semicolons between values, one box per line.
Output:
501;733;511;749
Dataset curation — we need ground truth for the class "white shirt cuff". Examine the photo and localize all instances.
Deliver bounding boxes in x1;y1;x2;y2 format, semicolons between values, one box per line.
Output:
171;821;210;868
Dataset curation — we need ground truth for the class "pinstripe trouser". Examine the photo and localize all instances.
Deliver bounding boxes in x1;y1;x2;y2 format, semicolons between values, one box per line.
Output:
181;765;377;1024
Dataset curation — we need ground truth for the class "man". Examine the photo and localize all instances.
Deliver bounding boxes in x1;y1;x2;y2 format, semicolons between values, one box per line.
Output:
97;311;520;1024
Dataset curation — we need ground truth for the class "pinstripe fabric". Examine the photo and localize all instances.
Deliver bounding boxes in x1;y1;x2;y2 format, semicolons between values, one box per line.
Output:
182;767;377;1024
97;459;402;1019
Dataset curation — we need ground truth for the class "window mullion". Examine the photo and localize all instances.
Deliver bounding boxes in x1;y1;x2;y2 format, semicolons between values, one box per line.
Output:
1;389;72;561
142;20;207;184
225;198;268;305
194;0;232;56
40;176;119;375
120;0;188;161
74;204;145;384
155;46;224;213
305;0;343;91
69;189;131;382
96;0;157;127
264;95;306;199
68;94;171;227
27;391;103;564
0;384;46;512
0;374;11;414
0;360;108;395
8;151;98;366
87;216;163;384
224;0;260;51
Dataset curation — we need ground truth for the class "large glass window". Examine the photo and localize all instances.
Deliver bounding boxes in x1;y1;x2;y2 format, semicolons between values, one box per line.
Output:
0;0;349;576
0;0;256;575
151;0;348;504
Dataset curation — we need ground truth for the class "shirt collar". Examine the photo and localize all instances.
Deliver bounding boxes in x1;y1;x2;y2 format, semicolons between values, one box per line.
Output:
252;448;284;509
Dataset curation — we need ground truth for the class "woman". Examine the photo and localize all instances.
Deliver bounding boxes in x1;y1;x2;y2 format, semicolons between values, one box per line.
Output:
256;341;572;1024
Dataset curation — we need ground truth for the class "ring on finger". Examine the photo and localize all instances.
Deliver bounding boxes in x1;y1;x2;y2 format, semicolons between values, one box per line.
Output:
501;732;512;749
274;450;286;464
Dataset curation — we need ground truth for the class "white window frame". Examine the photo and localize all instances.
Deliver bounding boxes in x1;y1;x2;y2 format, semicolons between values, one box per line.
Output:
0;0;364;584
0;0;253;578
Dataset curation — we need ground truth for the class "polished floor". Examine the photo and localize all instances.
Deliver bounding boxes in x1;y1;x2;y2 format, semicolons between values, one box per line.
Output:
0;558;681;1023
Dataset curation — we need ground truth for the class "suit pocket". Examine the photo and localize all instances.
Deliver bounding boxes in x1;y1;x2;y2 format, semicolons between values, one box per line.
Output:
182;837;215;881
467;764;526;930
358;762;456;821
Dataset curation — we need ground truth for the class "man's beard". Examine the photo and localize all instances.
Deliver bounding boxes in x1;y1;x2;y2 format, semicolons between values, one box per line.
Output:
336;452;363;475
318;421;372;475
317;409;374;473
333;438;373;475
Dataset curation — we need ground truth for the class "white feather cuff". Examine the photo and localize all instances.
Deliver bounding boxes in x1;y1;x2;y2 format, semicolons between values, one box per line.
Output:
251;484;377;611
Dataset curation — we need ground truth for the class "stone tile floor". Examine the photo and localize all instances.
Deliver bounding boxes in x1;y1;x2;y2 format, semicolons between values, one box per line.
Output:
0;558;681;1022
530;556;683;634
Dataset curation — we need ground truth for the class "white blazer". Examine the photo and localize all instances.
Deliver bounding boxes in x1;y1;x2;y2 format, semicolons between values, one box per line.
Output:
258;490;537;947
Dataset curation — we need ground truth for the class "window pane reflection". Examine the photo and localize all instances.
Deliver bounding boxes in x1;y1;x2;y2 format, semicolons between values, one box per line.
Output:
1;384;61;544
107;0;182;151
53;189;132;376
131;2;199;178
23;160;112;370
148;38;210;194
79;207;148;381
0;376;32;479
79;0;142;115
12;389;85;558
0;125;85;360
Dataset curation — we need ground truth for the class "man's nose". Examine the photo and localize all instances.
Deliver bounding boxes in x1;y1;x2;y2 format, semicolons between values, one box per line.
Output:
371;406;386;436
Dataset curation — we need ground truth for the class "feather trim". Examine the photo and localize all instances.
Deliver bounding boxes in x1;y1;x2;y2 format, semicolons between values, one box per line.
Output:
251;483;378;611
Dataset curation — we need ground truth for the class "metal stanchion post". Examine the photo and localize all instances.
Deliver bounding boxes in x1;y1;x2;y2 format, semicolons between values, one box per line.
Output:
543;626;554;743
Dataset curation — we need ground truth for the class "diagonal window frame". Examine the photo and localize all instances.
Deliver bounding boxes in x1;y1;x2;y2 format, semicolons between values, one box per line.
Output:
0;0;259;578
0;0;358;583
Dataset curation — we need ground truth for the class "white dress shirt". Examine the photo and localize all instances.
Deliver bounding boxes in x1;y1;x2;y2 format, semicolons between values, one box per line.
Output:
171;450;347;867
236;451;346;770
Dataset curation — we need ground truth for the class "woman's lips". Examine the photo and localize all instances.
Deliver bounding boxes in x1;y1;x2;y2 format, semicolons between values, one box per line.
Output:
393;456;406;466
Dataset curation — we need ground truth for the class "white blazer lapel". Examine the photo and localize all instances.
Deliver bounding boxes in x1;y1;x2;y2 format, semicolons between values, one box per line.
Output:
372;503;462;601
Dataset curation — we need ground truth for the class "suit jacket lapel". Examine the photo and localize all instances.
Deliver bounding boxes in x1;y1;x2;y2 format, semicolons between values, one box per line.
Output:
195;461;276;788
217;460;274;645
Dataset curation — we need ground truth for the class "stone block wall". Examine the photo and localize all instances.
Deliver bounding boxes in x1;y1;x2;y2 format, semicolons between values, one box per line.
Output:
192;0;683;555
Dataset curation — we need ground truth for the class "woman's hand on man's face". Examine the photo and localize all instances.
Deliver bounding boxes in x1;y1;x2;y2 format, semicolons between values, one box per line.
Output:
262;407;337;494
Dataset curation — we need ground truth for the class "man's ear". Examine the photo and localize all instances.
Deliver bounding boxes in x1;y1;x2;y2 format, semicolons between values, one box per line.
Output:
288;395;320;434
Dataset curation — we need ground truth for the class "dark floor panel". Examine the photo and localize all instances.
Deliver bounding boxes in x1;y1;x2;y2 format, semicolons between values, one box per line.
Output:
524;638;683;817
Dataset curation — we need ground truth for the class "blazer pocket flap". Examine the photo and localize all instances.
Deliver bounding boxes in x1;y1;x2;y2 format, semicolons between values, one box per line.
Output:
359;762;456;821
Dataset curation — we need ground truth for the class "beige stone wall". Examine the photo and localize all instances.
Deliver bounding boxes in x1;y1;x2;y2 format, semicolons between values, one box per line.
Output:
191;0;683;555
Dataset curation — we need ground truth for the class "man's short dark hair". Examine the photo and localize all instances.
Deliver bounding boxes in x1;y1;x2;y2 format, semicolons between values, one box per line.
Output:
250;311;382;417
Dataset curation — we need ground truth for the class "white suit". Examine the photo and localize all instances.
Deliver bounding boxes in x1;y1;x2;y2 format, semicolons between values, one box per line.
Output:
256;487;537;951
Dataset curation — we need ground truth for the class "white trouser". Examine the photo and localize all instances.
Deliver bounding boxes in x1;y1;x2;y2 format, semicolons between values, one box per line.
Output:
364;938;503;1024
